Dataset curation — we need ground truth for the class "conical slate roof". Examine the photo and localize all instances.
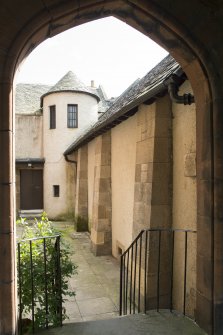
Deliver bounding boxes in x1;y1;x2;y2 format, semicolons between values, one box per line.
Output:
41;71;100;104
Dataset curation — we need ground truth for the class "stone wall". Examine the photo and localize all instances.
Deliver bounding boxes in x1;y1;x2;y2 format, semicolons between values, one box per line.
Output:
133;95;172;235
75;145;88;219
73;82;197;317
132;95;173;310
91;131;112;256
88;138;97;230
111;114;137;258
172;81;197;317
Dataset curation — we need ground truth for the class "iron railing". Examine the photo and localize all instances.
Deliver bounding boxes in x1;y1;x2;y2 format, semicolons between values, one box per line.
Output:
17;235;62;334
120;228;196;317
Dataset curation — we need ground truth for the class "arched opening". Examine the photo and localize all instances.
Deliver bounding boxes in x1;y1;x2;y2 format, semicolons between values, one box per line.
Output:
0;1;217;334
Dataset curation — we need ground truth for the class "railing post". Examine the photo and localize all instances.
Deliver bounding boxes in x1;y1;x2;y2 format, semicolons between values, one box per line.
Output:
29;240;35;333
123;254;126;314
18;243;22;335
55;235;63;327
119;255;123;316
119;228;196;320
170;230;175;312
129;246;133;314
43;238;49;329
17;234;62;332
125;251;129;314
133;240;137;314
144;230;148;314
157;230;161;312
183;231;188;315
138;234;142;313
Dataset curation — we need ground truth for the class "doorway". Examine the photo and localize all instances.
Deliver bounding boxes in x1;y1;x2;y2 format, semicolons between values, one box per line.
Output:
20;169;43;210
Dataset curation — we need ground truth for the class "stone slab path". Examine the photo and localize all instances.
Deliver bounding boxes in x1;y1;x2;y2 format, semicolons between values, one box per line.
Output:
53;223;120;323
36;222;207;335
35;311;207;335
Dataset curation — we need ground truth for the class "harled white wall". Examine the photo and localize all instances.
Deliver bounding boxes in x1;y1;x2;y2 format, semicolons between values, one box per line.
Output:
15;114;43;158
43;91;98;218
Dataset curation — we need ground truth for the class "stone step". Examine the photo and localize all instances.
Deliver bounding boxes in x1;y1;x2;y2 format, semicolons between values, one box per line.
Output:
18;209;43;219
34;311;207;335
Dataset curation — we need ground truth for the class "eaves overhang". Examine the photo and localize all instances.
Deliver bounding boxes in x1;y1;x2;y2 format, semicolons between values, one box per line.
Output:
40;89;100;107
64;80;172;156
64;57;184;156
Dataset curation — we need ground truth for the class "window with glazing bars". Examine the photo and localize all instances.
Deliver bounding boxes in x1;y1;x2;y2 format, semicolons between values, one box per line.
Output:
67;104;78;128
49;105;56;129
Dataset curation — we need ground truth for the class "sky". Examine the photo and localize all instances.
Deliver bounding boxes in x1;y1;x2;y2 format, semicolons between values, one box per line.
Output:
15;17;168;98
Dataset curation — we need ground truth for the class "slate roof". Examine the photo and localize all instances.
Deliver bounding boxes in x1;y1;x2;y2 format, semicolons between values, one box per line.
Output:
97;85;114;114
16;71;111;115
41;71;100;104
64;55;182;155
15;83;50;114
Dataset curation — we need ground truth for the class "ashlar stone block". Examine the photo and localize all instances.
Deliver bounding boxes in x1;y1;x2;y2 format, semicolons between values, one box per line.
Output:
184;152;196;177
91;228;104;245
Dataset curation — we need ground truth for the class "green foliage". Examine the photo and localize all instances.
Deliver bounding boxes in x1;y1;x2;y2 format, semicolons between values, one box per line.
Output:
52;210;75;222
17;213;77;333
74;215;89;232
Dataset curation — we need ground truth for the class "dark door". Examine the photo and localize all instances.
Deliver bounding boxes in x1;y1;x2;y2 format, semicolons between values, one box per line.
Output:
20;170;43;210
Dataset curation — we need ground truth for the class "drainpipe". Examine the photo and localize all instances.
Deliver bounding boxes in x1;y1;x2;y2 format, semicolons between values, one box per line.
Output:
64;154;78;211
64;153;77;182
168;81;195;105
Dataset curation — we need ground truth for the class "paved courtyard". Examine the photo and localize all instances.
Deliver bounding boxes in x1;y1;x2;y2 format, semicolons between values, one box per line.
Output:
45;223;207;335
53;222;120;323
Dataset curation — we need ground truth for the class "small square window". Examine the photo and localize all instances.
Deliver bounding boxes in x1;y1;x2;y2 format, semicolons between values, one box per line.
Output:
53;185;60;197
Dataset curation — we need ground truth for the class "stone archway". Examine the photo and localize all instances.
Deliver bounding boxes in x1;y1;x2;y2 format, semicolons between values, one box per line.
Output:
1;1;222;334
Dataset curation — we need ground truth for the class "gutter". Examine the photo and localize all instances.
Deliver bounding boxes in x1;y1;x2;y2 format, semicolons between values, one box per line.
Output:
64;81;170;155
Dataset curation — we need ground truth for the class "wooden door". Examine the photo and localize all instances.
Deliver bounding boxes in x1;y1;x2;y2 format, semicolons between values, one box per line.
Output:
20;170;43;210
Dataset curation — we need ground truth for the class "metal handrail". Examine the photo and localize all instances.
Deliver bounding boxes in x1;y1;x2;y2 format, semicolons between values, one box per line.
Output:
17;235;62;334
19;234;60;243
121;228;196;257
120;227;197;317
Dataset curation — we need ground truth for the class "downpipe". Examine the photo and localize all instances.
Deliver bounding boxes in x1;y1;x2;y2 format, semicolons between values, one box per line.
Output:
168;81;195;105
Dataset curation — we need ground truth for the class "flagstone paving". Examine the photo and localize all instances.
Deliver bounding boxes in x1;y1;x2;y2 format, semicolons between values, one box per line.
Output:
52;222;120;323
35;222;207;335
35;311;207;335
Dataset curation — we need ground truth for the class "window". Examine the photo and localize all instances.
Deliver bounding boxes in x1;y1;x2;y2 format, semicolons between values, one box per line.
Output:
49;105;56;129
53;185;60;197
67;104;78;128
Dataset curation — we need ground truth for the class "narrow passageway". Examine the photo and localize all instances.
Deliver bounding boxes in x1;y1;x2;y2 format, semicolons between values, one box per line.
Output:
53;222;120;323
30;222;207;335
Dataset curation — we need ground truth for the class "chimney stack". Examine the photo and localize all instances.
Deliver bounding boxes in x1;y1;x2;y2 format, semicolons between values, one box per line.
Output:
91;80;95;88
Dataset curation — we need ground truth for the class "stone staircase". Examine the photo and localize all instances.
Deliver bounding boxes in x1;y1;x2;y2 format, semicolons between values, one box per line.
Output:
34;311;206;335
